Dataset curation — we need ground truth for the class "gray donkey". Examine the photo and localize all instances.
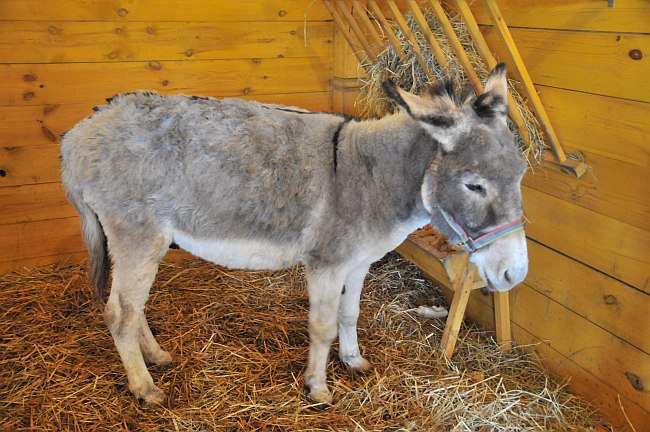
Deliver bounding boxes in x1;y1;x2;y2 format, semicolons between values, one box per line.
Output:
61;63;528;406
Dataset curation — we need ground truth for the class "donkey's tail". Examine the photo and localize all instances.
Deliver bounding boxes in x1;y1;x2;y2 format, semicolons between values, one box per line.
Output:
68;191;110;301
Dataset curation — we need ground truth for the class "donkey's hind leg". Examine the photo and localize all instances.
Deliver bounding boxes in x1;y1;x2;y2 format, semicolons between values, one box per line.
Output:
104;228;169;406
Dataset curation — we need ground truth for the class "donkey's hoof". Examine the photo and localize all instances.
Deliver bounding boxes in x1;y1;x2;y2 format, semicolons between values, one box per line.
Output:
304;384;333;405
340;354;372;373
152;350;174;369
134;384;167;408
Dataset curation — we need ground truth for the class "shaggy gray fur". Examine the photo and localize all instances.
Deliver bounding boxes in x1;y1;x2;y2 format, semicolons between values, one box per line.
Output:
60;64;528;405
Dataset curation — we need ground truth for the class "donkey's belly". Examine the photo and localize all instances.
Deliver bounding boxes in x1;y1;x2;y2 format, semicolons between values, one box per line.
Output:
172;230;301;270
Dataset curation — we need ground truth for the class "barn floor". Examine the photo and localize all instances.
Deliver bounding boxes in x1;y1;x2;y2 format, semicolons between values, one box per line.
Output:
0;253;611;431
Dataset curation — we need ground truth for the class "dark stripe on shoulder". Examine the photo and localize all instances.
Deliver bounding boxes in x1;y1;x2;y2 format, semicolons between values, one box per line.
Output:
332;118;350;172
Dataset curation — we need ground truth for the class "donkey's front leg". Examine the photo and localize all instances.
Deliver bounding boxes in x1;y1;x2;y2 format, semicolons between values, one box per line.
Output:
304;267;346;404
338;264;372;372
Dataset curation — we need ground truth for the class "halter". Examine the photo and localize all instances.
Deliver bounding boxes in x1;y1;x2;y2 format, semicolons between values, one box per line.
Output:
429;147;524;253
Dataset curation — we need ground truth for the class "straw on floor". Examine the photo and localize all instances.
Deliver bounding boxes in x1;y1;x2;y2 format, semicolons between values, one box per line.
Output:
0;253;610;431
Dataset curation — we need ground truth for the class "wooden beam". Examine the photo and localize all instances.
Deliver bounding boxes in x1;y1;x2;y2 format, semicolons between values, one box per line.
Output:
334;0;378;61
404;0;449;71
323;0;367;65
424;0;483;91
384;0;435;80
483;0;567;163
351;0;385;50
452;0;534;153
367;0;407;62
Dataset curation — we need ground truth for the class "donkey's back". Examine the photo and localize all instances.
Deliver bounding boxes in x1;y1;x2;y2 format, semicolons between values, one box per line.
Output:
62;93;349;278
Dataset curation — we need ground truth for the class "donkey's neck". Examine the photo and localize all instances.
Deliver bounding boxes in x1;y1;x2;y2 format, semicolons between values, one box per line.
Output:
334;113;435;233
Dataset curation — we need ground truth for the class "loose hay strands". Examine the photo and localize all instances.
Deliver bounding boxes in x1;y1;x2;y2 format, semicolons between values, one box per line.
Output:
359;7;546;165
0;254;611;431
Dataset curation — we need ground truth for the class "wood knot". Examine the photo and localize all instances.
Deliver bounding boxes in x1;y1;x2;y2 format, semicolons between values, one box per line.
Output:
117;8;128;17
23;91;35;101
41;126;57;142
242;87;251;95
48;26;57;35
289;30;296;36
602;294;617;305
278;10;287;17
23;74;37;82
108;51;118;60
628;49;643;60
0;169;7;177
115;27;123;35
252;58;261;64
162;80;169;86
185;49;193;57
146;26;154;35
149;61;162;71
625;372;644;391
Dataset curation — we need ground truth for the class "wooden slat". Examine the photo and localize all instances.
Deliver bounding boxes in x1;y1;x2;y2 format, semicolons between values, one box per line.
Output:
425;0;483;92
523;186;650;292
0;217;84;263
0;183;76;225
367;0;407;62
524;151;650;232
480;27;650;103
0;145;61;187
0;251;88;275
0;21;333;63
334;0;378;61
538;85;650;167
385;0;435;80
0;0;332;22
525;240;650;354
0;92;333;149
0;57;333;107
511;283;650;412
468;0;650;33
483;0;566;162
452;0;536;153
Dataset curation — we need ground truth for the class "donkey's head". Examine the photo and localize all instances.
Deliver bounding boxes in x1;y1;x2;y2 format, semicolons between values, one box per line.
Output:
384;63;528;291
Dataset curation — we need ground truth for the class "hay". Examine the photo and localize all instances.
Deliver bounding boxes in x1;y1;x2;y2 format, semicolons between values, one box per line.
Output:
0;253;610;431
359;9;546;165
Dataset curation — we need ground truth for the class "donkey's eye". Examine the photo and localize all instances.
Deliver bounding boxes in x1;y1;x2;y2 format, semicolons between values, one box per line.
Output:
465;183;487;196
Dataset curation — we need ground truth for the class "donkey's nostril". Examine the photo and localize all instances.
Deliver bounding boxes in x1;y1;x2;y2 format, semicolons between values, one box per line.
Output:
503;270;511;284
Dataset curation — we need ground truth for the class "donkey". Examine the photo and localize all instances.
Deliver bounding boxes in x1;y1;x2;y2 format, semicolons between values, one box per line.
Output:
60;63;528;406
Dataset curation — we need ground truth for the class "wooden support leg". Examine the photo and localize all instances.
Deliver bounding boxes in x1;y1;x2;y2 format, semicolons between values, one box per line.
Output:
440;267;475;359
494;290;512;351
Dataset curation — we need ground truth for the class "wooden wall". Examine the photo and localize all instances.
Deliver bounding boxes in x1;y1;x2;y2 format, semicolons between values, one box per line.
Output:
446;1;650;429
0;0;334;273
333;0;649;429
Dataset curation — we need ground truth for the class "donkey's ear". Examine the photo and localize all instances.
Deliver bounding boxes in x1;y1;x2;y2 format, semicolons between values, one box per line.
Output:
474;62;508;120
383;79;461;151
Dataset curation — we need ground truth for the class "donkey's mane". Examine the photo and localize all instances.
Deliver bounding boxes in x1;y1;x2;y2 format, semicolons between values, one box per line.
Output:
427;78;475;108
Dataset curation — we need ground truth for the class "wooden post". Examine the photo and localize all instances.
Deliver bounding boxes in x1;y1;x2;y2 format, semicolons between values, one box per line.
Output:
333;25;364;116
440;255;475;358
494;290;512;351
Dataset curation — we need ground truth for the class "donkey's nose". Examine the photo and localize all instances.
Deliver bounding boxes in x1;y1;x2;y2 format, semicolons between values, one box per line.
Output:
501;264;527;287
